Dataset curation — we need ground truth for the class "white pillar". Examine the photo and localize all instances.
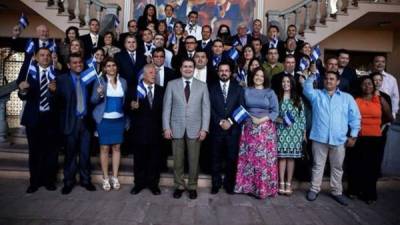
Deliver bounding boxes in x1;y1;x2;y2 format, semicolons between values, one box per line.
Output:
255;0;266;33
123;0;132;33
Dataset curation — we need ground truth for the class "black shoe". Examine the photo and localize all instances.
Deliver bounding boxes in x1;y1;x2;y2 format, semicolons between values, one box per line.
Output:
26;185;38;194
81;182;96;191
61;185;73;195
211;186;219;194
45;184;57;191
173;189;184;199
130;186;145;195
330;13;337;19
150;186;161;195
225;188;234;195
188;190;197;199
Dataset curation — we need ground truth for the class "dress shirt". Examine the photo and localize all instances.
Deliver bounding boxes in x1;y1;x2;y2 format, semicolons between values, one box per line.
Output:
143;82;155;97
39;40;48;48
185;24;202;40
303;75;361;146
89;33;99;46
219;80;230;95
156;66;165;87
381;71;399;115
194;67;207;83
182;77;194;89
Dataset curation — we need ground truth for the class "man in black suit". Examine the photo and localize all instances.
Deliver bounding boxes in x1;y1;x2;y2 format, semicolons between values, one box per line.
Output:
262;25;285;62
337;49;358;94
16;48;58;193
196;25;213;57
118;19;139;49
114;35;145;89
160;4;178;33
287;24;304;53
271;55;297;94
232;23;253;52
280;37;298;62
172;35;198;71
207;39;229;84
152;47;178;87
208;61;243;194
129;64;164;195
55;53;96;194
80;18;104;59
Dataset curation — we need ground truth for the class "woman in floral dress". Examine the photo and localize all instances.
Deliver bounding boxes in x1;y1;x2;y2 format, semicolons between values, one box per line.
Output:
234;67;280;199
275;74;306;195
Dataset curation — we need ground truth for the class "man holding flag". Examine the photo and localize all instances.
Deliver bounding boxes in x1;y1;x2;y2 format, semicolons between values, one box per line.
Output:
16;47;58;193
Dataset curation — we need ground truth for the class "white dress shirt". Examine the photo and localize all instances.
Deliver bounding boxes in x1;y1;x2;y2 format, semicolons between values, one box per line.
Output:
164;49;173;68
39;40;48;48
103;78;124;119
89;33;99;46
156;66;165;87
143;82;155;97
185;24;202;41
381;71;399;115
194;67;207;83
220;80;230;96
182;77;194;89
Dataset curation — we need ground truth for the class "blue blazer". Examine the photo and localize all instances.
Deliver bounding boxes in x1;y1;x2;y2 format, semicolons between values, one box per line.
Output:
91;76;128;124
114;50;145;88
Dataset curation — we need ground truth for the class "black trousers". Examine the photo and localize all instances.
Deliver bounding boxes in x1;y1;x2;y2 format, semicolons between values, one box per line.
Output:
133;142;161;188
347;136;381;201
25;112;58;187
210;132;240;191
63;119;91;186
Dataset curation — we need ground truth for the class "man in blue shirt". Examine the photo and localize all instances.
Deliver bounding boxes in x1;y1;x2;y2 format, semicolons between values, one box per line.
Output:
303;71;361;206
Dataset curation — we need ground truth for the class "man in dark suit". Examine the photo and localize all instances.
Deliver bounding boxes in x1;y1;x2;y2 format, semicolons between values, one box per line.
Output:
208;61;243;194
271;55;297;94
207;39;230;84
160;4;178;33
114;35;145;89
152;47;178;87
80;18;104;59
172;35;197;71
262;25;286;63
287;24;304;53
55;53;96;194
16;47;58;193
337;49;358;94
280;37;299;62
118;19;139;49
129;64;164;195
196;25;213;57
231;23;252;52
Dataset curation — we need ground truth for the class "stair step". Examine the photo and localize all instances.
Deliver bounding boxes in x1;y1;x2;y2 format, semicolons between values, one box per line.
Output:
46;6;59;10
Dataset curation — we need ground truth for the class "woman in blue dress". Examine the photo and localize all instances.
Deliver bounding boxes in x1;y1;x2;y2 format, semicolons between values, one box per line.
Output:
91;57;128;191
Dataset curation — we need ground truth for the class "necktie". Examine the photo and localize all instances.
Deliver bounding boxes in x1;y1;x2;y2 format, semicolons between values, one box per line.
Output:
222;83;227;103
189;24;194;32
147;85;153;108
202;41;206;48
40;70;49;111
130;52;135;65
93;35;98;47
188;52;193;58
146;44;152;51
184;81;190;103
76;77;84;115
42;42;46;48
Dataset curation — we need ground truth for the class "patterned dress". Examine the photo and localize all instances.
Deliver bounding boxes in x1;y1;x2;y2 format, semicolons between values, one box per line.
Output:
234;119;278;199
277;99;306;158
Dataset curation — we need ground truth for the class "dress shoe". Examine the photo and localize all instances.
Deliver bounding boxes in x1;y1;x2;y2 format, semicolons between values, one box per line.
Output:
210;186;219;194
173;189;184;199
130;186;145;195
306;190;318;201
330;13;337;19
81;182;96;191
188;190;197;199
150;186;161;195
61;185;73;195
26;185;38;194
331;194;349;206
45;184;57;191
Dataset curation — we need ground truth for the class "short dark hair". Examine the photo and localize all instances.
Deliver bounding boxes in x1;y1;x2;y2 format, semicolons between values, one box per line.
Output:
212;39;224;46
35;47;51;55
164;4;174;11
247;67;270;88
127;19;137;28
253;19;262;25
251;38;262;45
185;35;197;43
188;11;198;17
218;60;233;73
89;18;99;25
287;24;297;30
267;47;279;54
324;70;340;80
68;52;83;63
356;75;376;97
103;31;115;40
202;24;212;32
124;34;137;43
369;71;383;78
268;25;280;33
325;56;338;64
337;49;350;57
180;58;195;68
152;47;165;56
285;54;296;61
91;47;105;55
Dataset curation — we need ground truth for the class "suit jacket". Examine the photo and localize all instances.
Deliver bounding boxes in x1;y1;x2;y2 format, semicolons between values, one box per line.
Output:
162;78;211;139
55;72;93;135
16;38;56;67
171;50;196;71
339;66;358;94
208;79;243;135
118;32;139;49
160;17;178;33
158;66;179;87
130;84;164;145
91;76;128;124
16;64;57;127
232;34;253;48
261;39;286;62
80;33;104;59
196;39;213;56
114;50;146;88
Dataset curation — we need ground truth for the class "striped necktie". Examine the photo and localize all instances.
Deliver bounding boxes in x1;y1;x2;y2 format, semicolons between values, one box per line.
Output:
40;69;49;111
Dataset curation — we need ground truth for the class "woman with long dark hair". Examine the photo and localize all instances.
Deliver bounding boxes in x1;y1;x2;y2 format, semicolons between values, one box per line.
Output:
275;74;306;195
137;4;158;32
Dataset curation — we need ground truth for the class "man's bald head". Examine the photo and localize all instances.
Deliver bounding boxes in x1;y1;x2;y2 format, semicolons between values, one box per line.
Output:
36;25;49;41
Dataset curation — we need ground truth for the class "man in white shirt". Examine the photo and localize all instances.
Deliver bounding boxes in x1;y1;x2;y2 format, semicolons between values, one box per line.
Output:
185;11;202;40
193;51;209;83
152;48;178;87
373;55;399;116
141;29;156;63
153;34;173;69
197;25;213;56
80;19;104;59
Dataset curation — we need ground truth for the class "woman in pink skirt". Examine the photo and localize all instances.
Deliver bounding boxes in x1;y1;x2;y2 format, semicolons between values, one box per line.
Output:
234;67;279;199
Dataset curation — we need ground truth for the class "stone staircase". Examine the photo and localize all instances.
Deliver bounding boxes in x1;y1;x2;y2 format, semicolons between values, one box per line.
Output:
267;0;400;45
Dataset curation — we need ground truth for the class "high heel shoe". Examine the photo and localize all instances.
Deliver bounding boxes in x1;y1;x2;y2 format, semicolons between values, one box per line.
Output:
278;182;285;195
285;182;293;196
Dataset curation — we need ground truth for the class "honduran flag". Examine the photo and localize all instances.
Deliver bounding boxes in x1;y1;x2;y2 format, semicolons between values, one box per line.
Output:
269;37;278;48
228;48;239;61
25;39;35;54
48;39;57;53
86;57;96;68
299;57;310;71
48;65;56;81
236;68;246;82
232;105;250;124
114;16;120;28
311;45;321;62
28;60;37;80
80;66;98;86
19;13;29;29
283;111;295;127
136;80;146;99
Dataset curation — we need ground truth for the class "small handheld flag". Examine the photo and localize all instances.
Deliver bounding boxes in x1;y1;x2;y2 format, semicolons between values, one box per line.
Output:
232;105;250;123
80;66;98;85
48;65;56;81
25;39;35;54
86;57;96;68
237;68;246;82
269;37;278;48
310;45;321;62
48;39;57;53
228;48;239;61
114;16;120;28
136;80;146;99
299;57;310;71
27;60;37;80
283;111;295;127
19;13;29;29
168;33;177;45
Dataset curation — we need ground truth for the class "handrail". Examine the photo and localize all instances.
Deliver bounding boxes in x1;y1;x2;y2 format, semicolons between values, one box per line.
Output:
85;0;121;14
266;0;314;17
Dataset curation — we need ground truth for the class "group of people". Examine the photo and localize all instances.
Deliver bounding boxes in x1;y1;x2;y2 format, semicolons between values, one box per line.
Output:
11;3;399;206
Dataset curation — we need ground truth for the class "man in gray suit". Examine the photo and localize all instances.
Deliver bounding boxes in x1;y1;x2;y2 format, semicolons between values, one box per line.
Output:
163;58;211;199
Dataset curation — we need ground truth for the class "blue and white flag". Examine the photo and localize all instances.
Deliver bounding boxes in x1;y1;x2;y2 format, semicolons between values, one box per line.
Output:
114;16;120;28
28;61;37;80
48;40;57;53
86;57;96;68
19;13;29;29
228;48;239;61
48;65;56;81
25;39;35;54
80;66;98;85
283;111;295;127
136;80;146;99
233;39;239;47
311;45;321;62
232;105;250;124
269;37;278;48
299;57;310;71
237;68;246;82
